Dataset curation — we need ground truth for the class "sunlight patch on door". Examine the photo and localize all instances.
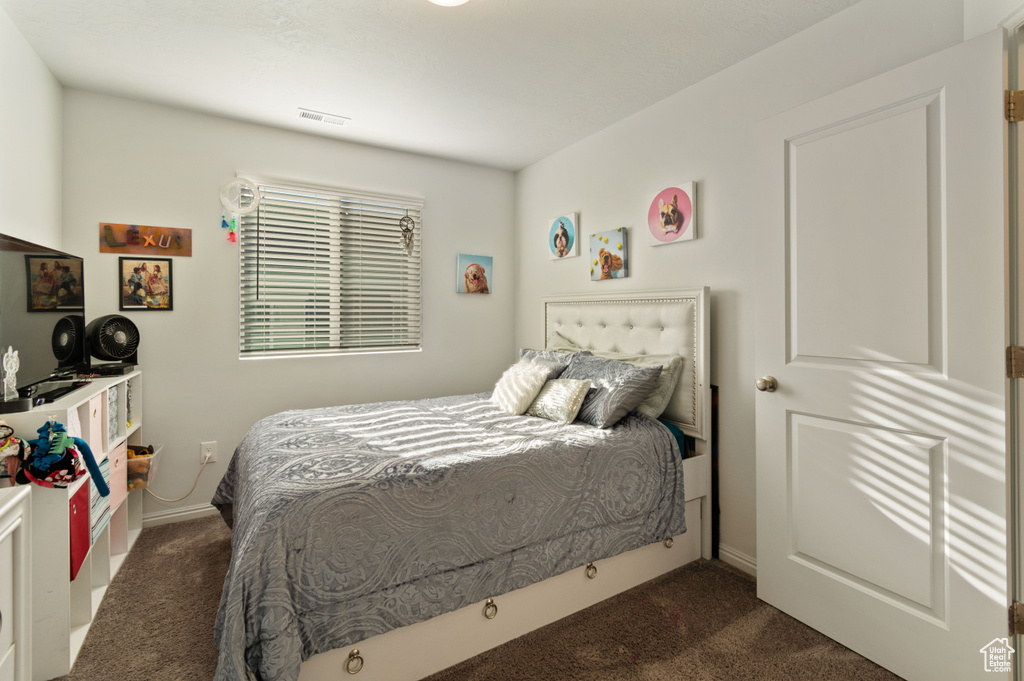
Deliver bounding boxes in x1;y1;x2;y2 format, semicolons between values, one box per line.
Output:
788;412;948;622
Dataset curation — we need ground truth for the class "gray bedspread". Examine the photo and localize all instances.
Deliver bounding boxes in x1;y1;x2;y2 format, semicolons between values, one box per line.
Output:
211;393;685;681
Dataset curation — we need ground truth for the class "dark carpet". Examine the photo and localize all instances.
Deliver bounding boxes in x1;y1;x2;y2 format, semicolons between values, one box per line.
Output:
56;514;901;681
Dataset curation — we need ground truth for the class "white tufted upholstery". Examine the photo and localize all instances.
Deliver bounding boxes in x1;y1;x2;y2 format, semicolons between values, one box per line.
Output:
544;288;709;439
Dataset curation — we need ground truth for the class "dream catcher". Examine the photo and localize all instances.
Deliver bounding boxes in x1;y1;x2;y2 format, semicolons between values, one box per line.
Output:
399;214;416;257
219;177;261;243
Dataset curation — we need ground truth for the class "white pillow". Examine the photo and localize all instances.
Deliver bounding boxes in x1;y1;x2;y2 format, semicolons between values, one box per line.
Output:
491;360;554;415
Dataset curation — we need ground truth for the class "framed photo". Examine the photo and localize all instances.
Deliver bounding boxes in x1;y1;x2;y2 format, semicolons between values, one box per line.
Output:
119;257;173;310
456;254;492;294
25;255;84;312
548;213;579;259
590;228;629;281
648;182;696;246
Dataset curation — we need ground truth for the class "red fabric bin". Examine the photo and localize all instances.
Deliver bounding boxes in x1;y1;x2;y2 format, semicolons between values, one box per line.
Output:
69;481;91;580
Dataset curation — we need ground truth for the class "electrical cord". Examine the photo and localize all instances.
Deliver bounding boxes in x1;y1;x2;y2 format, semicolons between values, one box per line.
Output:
145;452;212;503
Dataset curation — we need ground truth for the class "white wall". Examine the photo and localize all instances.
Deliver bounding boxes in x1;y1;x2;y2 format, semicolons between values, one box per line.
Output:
965;0;1024;39
62;90;516;521
0;5;61;247
514;0;966;570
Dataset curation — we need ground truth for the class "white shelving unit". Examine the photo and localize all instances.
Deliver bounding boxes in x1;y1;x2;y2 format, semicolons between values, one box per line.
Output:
3;371;143;681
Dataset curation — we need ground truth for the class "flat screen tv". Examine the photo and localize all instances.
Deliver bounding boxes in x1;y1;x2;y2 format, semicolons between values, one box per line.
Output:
0;232;86;411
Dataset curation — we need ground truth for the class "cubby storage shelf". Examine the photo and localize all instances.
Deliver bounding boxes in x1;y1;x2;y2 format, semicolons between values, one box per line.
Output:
2;371;144;681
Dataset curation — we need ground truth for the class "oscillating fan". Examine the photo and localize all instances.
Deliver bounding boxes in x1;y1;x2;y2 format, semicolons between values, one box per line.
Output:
51;315;86;371
86;314;140;375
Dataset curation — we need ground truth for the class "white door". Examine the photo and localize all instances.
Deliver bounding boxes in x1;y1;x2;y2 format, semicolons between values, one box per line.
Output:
1010;19;1024;681
755;30;1008;681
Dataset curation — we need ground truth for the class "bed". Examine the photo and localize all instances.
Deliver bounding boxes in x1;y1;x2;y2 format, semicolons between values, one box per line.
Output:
212;288;712;681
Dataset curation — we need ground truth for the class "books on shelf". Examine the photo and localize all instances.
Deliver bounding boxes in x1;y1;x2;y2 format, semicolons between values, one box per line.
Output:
90;459;111;543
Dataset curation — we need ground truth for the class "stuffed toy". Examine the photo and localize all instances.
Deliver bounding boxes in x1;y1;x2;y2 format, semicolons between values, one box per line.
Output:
127;443;155;490
16;420;109;496
0;423;25;487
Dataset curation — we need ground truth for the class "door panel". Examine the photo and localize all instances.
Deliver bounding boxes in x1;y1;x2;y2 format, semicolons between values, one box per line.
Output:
788;92;939;370
790;413;946;617
756;30;1007;681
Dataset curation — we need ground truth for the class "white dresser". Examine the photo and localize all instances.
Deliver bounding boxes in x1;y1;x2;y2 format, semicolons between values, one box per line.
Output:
0;486;30;681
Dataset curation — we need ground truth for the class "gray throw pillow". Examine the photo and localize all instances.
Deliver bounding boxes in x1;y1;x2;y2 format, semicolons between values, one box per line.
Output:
559;354;662;428
593;352;683;419
544;335;684;420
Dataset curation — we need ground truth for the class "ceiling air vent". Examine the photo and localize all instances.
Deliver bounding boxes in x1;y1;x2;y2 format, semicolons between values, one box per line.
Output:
297;108;350;127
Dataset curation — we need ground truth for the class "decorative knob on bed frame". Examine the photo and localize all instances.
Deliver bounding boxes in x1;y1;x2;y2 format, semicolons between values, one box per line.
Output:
483;598;498;619
345;649;363;675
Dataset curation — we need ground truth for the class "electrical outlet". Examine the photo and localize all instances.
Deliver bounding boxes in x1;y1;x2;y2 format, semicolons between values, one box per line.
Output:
200;441;217;463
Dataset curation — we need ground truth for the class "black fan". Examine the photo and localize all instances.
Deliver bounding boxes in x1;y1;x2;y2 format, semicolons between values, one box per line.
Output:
86;314;140;374
51;315;85;369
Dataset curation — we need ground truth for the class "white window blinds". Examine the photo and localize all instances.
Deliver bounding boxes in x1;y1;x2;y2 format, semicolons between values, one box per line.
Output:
238;178;422;358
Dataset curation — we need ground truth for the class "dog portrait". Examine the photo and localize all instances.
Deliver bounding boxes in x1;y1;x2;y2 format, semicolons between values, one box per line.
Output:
589;228;629;281
659;195;682;234
464;264;489;293
548;213;579;259
554;225;569;257
647;183;696;246
456;254;493;294
597;248;622;279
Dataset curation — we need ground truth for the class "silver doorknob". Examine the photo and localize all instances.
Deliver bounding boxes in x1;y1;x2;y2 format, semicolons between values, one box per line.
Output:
755;376;778;392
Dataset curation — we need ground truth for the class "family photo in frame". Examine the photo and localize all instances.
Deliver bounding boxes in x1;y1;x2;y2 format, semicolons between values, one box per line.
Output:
119;257;173;310
25;255;84;311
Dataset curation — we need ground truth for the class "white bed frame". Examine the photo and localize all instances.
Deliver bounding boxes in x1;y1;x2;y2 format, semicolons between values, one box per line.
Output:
299;288;712;681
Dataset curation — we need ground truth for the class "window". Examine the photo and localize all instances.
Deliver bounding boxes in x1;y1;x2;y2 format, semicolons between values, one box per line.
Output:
238;177;422;358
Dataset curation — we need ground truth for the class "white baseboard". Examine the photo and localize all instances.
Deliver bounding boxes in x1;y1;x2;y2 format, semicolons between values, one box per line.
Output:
718;543;757;577
142;502;219;528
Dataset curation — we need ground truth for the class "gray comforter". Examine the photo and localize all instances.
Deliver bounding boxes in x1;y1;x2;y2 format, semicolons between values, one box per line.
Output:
211;393;685;681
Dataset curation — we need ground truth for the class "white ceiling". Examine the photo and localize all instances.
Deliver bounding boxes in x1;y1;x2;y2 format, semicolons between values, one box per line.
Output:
2;0;862;171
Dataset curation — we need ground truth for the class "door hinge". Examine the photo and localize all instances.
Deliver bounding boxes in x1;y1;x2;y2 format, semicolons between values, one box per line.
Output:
1008;346;1024;378
1010;602;1024;635
1008;90;1024;122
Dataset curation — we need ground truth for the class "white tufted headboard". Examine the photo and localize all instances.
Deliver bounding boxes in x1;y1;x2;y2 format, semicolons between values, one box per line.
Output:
544;287;710;441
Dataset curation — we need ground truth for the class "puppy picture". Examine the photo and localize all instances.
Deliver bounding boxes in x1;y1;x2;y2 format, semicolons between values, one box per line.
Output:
647;183;696;246
548;213;579;259
464;264;489;293
554;226;569;257
456;254;493;294
589;228;629;281
597;248;622;279
659;195;682;234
